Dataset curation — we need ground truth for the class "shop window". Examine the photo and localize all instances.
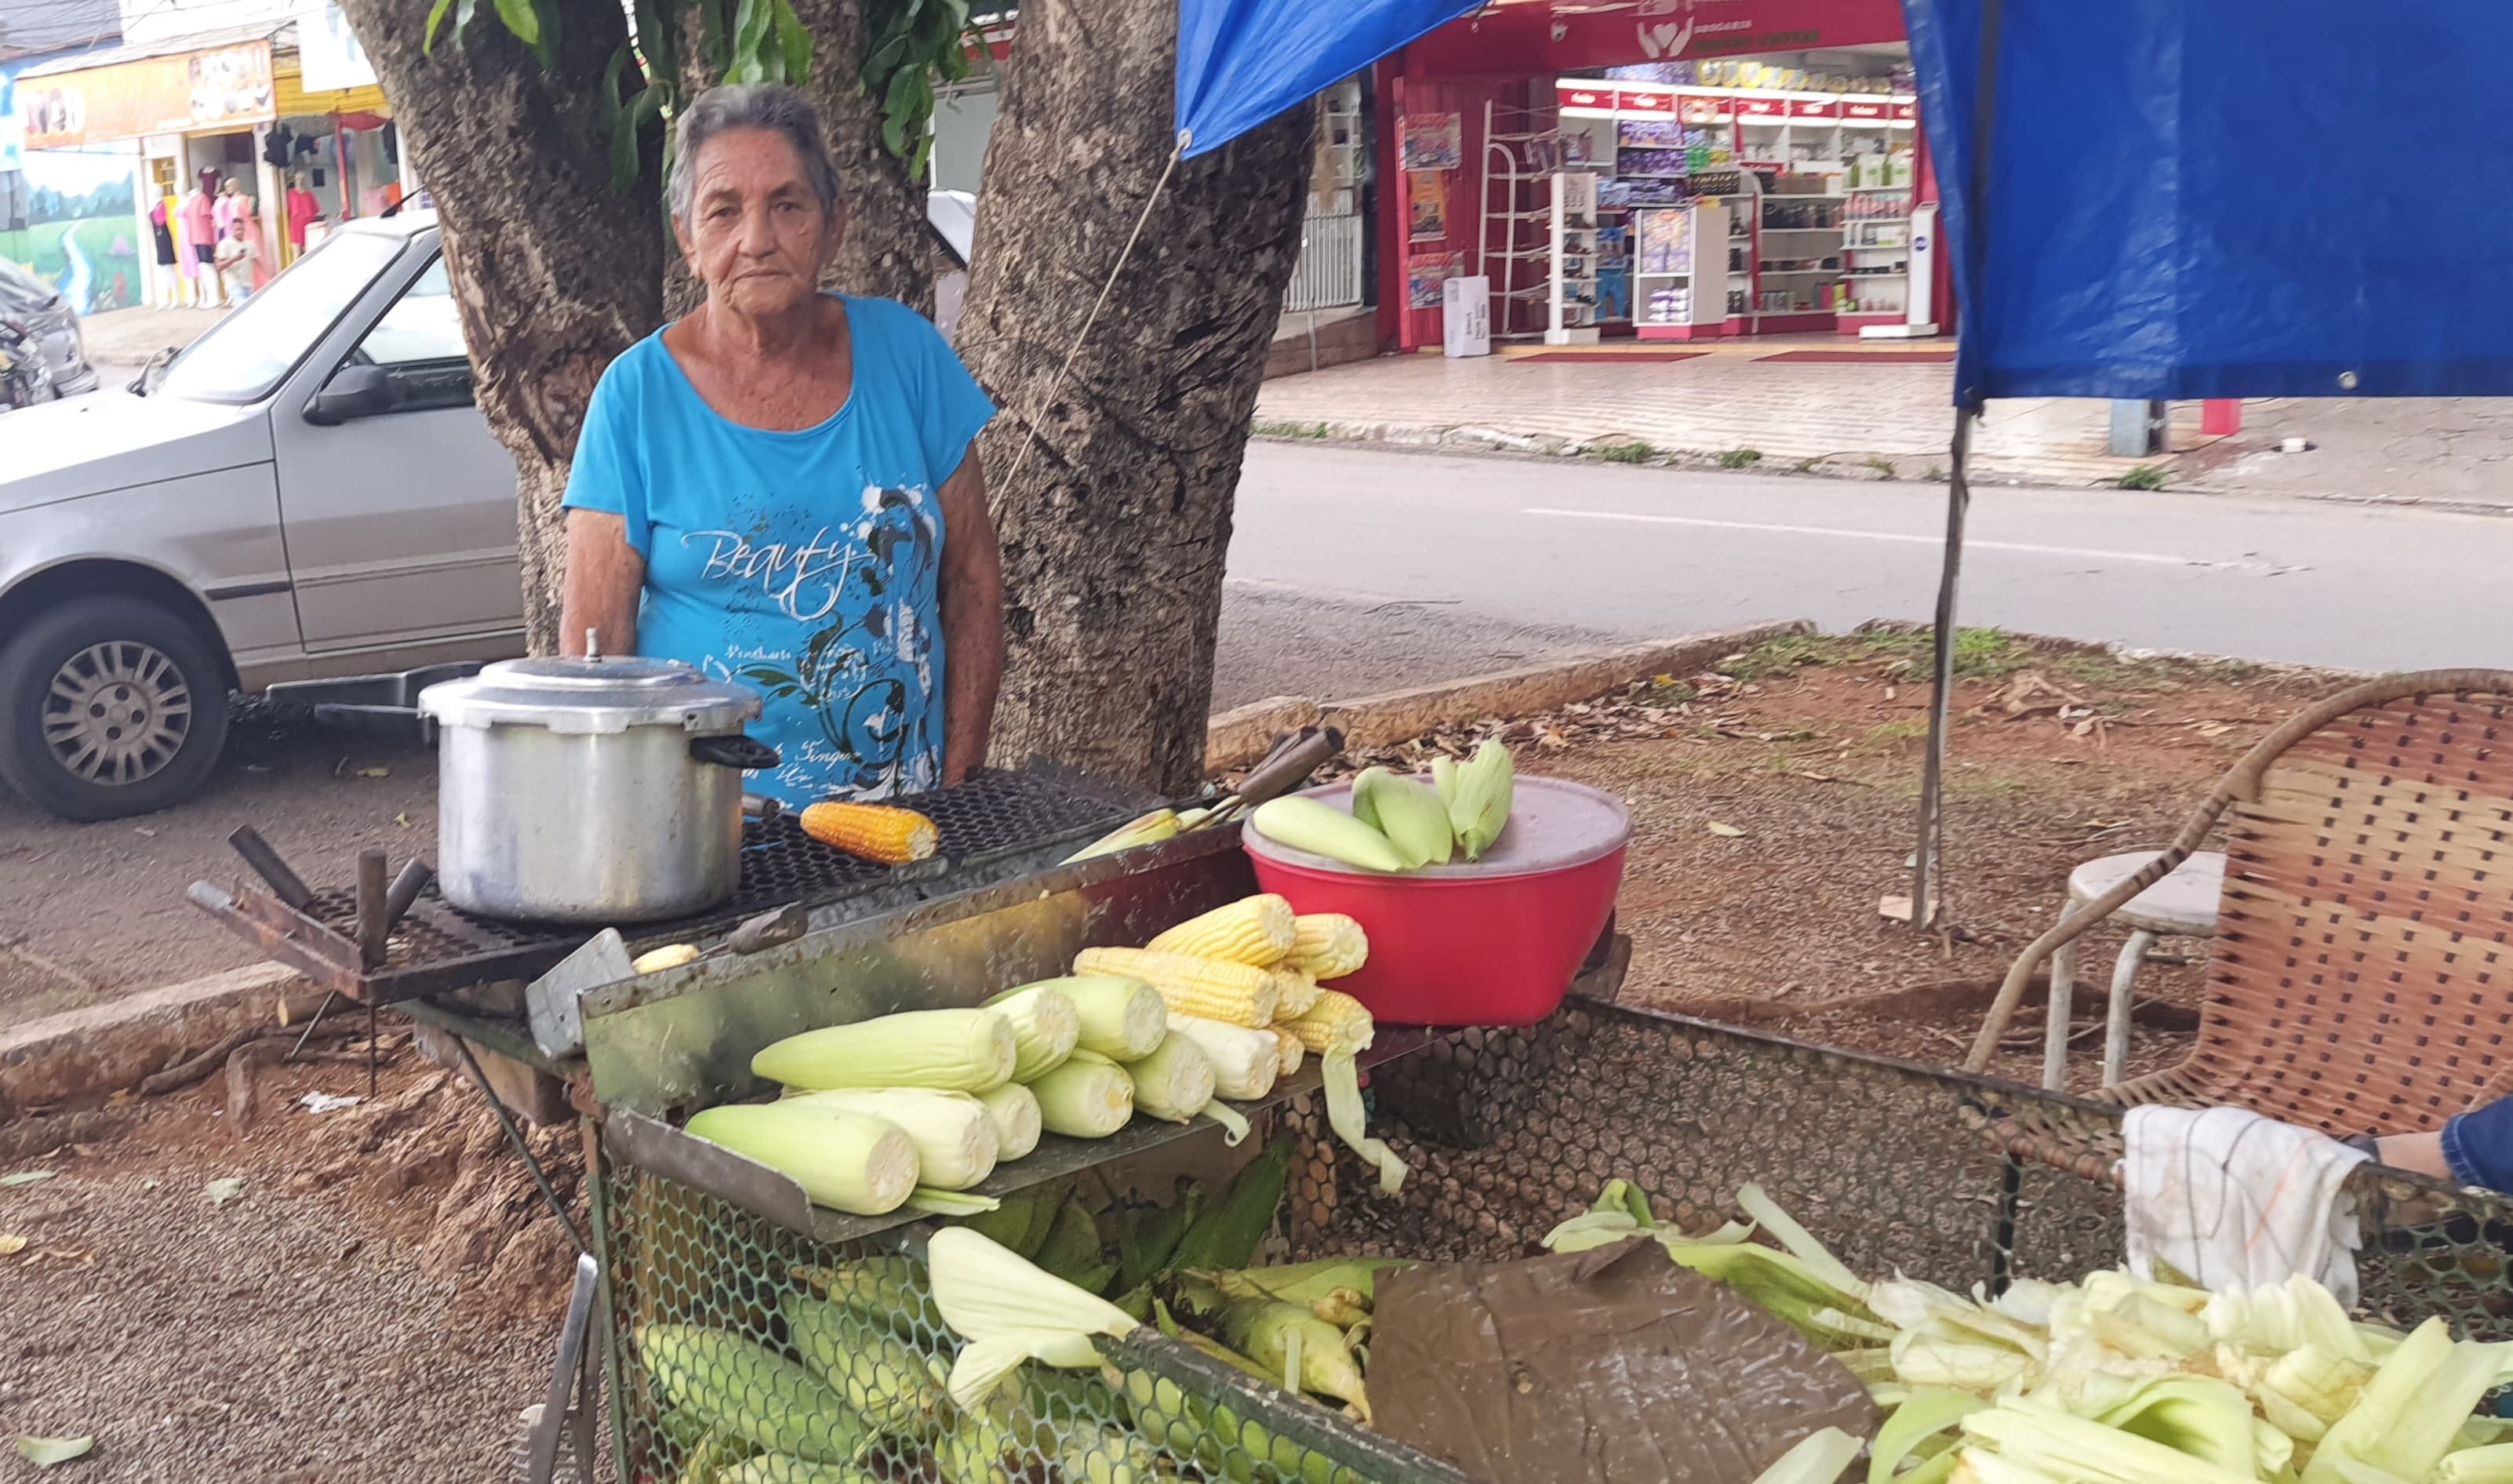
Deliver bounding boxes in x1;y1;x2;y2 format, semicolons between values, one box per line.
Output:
347;254;472;413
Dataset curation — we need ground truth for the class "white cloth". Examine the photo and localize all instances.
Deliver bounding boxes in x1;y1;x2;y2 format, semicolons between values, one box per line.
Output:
2120;1104;2370;1304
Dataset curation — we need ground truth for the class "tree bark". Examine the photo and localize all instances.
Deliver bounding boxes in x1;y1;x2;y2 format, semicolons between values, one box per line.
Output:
956;0;1311;795
340;0;665;652
791;0;935;314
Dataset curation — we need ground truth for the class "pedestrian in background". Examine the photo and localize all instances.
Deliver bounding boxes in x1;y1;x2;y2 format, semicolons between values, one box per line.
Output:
213;218;256;306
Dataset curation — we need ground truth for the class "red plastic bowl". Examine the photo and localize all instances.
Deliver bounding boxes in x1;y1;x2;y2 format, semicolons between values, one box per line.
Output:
1244;776;1630;1028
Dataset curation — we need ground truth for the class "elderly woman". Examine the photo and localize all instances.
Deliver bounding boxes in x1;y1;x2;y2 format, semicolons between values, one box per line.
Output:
561;84;1004;808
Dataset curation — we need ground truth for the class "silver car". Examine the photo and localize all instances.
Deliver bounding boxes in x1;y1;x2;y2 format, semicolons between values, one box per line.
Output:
0;213;525;820
0;256;100;398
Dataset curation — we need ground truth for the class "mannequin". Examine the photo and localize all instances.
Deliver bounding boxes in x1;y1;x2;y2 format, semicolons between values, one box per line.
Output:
180;170;220;306
285;171;322;260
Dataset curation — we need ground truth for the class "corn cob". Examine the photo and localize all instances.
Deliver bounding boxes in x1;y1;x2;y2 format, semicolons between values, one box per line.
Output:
1072;947;1278;1028
1247;795;1407;874
1351;767;1453;869
782;1293;949;1434
638;1324;868;1464
1271;1025;1305;1077
753;1008;1016;1093
1282;914;1368;980
632;943;700;973
1145;894;1296;966
786;1089;998;1190
1281;988;1375;1057
1268;967;1322;1021
1027;1049;1135;1137
1447;739;1515;861
723;1456;883;1484
683;1103;920;1215
976;1082;1042;1161
799;801;939;864
1220;1299;1371;1420
982;981;1081;1081
1121;1033;1217;1126
1169;1015;1280;1100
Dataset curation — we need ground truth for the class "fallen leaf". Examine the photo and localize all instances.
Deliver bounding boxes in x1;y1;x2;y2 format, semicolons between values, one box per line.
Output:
2195;722;2233;737
0;1171;55;1188
393;811;411;829
0;1235;24;1255
356;766;390;780
16;1435;93;1468
139;1179;159;1192
204;1177;245;1207
1706;821;1747;838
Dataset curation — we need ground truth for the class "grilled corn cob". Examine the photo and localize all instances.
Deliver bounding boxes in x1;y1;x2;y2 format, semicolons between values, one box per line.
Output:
1146;894;1296;966
1282;914;1368;980
1072;947;1278;1028
799;801;938;864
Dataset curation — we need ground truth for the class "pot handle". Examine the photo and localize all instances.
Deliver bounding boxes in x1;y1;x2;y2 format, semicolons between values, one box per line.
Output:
690;734;781;771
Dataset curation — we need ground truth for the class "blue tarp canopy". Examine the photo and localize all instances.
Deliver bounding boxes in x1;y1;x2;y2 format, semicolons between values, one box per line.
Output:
1175;0;1480;158
1905;0;2513;405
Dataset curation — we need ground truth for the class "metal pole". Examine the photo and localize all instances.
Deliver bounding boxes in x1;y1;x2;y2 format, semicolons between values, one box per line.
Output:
1910;409;1975;928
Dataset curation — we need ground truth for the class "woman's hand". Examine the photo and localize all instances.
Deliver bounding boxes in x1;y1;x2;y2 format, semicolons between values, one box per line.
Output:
559;508;645;656
937;452;1005;784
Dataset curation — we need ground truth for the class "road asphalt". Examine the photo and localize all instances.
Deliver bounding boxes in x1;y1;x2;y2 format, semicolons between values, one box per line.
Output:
5;438;2503;1012
1228;442;2513;675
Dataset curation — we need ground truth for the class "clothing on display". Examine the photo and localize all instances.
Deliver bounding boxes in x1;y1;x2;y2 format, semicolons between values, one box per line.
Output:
149;200;176;267
285;187;321;249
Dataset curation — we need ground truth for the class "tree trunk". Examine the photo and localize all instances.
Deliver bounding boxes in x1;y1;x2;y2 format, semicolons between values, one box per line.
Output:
791;0;935;314
341;0;664;651
956;0;1311;795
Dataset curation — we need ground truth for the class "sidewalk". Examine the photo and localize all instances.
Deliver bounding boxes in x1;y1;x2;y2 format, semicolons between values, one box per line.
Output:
1252;340;2513;511
78;302;226;369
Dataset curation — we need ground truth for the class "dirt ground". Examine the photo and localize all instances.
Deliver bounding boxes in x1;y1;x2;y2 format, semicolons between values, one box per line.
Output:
0;1045;581;1482
1336;624;2322;1094
0;624;2338;1478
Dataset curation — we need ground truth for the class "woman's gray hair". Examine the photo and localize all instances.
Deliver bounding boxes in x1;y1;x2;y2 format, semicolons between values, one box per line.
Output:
668;84;843;221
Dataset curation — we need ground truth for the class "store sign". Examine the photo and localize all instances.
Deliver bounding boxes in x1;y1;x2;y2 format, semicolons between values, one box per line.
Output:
1679;94;1733;122
1415;0;1907;74
1557;85;1615;113
1891;100;1918;122
18;41;276;150
1733;96;1784;117
1791;98;1840;119
1620;90;1674;115
1842;100;1890;121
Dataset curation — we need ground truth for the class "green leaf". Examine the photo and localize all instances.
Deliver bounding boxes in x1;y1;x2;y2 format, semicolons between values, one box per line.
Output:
696;0;729;74
424;0;457;53
773;0;812;86
881;64;925;161
598;45;627;129
611;100;642;193
731;0;771;73
454;0;479;45
860;34;909;92
489;0;551;67
15;1436;93;1468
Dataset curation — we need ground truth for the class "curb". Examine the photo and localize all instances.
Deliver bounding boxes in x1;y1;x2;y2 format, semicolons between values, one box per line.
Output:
1205;620;1815;772
0;962;307;1116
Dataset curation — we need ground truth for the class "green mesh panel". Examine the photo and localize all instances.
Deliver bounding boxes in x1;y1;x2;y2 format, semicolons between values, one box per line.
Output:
597;998;2513;1482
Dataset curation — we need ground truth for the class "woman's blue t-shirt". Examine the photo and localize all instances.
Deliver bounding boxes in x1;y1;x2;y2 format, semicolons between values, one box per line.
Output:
562;296;994;808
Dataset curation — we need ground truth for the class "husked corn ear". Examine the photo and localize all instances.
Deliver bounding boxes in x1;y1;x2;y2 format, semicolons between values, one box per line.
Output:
1283;914;1369;980
1447;740;1515;862
1268;967;1322;1020
1282;989;1375;1057
1271;1025;1305;1077
1352;767;1453;869
801;802;939;864
1146;895;1296;966
1072;948;1278;1028
1170;1016;1280;1100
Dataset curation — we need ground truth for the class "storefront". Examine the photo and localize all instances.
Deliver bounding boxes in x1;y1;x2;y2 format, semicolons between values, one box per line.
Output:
16;31;284;307
1372;0;1947;351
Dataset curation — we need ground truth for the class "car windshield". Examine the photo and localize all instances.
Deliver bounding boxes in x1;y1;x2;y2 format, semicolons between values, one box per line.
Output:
153;232;407;403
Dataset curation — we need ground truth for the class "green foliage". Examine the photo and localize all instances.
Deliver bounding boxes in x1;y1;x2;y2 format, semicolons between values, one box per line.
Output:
1715;446;1764;469
2117;463;2169;490
1588;439;1657;464
862;0;982;176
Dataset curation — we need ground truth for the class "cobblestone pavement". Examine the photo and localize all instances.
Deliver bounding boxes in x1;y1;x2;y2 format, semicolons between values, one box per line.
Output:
1254;339;2512;510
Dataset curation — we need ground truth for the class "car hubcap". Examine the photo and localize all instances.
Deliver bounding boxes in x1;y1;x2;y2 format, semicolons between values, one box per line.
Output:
42;642;192;786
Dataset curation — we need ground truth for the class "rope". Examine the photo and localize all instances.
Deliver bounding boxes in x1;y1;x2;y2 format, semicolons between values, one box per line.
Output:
999;130;1189;492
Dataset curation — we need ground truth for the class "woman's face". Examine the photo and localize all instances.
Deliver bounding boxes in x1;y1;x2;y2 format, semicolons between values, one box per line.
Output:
677;127;838;320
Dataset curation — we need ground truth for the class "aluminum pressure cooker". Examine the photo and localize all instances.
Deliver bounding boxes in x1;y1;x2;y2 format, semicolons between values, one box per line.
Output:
416;654;778;923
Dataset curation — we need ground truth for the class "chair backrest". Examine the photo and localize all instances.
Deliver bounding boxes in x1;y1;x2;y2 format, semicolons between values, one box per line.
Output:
2178;687;2513;1134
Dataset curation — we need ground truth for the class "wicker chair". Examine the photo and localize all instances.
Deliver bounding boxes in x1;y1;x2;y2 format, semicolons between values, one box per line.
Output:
1969;670;2513;1137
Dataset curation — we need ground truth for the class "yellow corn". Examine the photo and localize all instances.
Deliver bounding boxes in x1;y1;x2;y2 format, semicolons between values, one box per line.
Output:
1271;1024;1305;1078
1072;947;1278;1028
1283;915;1369;980
800;802;938;864
1282;989;1375;1057
1269;967;1322;1020
1146;894;1296;966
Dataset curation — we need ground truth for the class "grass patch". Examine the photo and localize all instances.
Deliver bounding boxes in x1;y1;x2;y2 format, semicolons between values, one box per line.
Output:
2116;463;2169;490
1724;633;1839;681
1865;456;1898;479
1589;439;1658;464
1923;464;1947;482
1253;420;1333;440
1862;718;1929;749
1716;446;1766;470
1854;626;2026;680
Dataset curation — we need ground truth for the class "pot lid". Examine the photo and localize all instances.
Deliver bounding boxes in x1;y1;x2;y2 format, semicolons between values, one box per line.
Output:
418;656;763;733
1244;775;1632;880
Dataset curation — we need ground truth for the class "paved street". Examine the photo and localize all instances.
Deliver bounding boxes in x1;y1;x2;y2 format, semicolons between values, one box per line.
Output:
1227;442;2513;675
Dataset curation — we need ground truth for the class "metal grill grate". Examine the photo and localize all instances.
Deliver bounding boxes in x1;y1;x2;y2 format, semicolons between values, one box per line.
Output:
224;765;1156;1004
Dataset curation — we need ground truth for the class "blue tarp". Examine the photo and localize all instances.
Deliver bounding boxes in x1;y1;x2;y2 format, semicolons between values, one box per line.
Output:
1175;0;1481;158
1904;0;2513;404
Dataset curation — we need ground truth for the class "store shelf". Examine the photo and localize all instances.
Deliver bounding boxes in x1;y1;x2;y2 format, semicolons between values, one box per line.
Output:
1846;184;1913;193
1843;272;1908;280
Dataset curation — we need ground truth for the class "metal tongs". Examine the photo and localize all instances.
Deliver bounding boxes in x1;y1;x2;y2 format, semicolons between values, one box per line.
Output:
1187;723;1345;831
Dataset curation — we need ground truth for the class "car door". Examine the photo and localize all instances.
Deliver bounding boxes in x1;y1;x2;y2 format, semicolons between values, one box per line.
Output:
267;239;525;653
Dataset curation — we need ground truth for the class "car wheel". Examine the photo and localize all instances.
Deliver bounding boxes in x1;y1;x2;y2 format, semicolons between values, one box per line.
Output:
0;595;233;820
